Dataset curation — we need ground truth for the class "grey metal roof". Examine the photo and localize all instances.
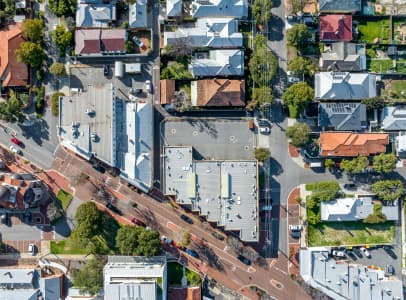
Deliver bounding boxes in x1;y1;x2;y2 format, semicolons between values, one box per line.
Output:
315;72;377;100
105;282;156;300
321;43;366;72
381;106;406;131
164;18;243;48
76;1;116;28
319;0;361;13
188;50;244;78
163;146;258;242
167;0;182;17
318;102;367;131
59;84;115;165
129;1;147;28
40;276;61;300
190;0;248;18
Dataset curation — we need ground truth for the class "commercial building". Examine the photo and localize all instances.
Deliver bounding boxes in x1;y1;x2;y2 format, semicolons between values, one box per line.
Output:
162;146;258;242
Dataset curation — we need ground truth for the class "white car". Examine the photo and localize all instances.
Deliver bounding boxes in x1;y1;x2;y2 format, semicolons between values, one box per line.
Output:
332;250;345;257
360;247;371;258
9;145;21;154
287;76;300;83
133;37;144;48
160;235;173;245
145;80;152;93
259;127;270;134
28;243;35;256
289;224;303;231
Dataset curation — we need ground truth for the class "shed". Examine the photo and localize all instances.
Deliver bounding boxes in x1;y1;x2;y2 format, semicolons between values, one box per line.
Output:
115;61;124;78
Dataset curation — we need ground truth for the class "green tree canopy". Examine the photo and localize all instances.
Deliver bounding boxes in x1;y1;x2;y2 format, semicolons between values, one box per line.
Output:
311;181;340;202
253;0;272;25
324;158;335;169
49;0;77;17
0;91;25;123
363;203;387;224
361;97;385;110
16;42;44;68
340;156;369;174
285;122;311;147
254;147;271;161
50;25;73;55
248;86;274;110
116;226;161;256
372;180;403;201
49;62;66;76
21;19;44;42
373;153;397;174
73;257;105;296
287;57;317;78
282;82;314;118
287;24;311;53
249;35;278;86
136;229;161;256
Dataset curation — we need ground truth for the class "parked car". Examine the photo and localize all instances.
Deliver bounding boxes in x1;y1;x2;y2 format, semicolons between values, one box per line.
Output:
160;235;173;245
332;250;345;257
9;145;21;154
103;65;109;77
344;183;356;190
360;247;371;258
131;217;145;226
287;76;300;83
237;255;251;265
28;243;35;256
258;119;268;127
345;249;356;260
92;164;105;173
185;248;199;258
353;247;363;258
385;264;394;276
133;36;144;48
11;137;21;146
259;127;270;134
289;224;303;231
211;231;225;241
1;213;8;225
180;214;193;224
105;203;123;216
291;231;300;239
145;80;152;93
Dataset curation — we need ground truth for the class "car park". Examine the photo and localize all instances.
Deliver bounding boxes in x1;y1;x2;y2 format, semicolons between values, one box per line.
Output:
185;248;199;258
211;231;225;241
360;247;371;258
28;243;35;256
105;203;123;216
180;214;193;224
332;250;345;257
289;224;303;231
237;255;251;265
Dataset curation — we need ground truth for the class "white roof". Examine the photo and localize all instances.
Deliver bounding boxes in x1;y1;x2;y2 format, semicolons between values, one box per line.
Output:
166;0;183;17
396;135;406;153
321;197;373;221
315;72;376;100
129;1;147;28
164;18;243;48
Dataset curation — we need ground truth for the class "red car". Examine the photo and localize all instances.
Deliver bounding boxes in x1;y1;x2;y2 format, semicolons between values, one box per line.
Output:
131;217;145;227
11;137;21;146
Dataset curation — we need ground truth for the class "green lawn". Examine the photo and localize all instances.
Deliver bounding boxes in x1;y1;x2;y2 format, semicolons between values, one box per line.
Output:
50;240;88;255
358;19;391;44
56;189;73;210
307;221;395;246
382;80;406;100
167;262;201;286
368;59;406;74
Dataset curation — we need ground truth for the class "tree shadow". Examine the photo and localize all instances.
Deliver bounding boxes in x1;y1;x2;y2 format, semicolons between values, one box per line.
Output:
193;241;225;272
268;15;285;42
269;157;283;176
18;118;50;146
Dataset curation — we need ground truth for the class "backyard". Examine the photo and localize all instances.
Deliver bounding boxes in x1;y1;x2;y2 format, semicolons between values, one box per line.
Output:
381;80;406;100
307;221;395;246
167;262;201;286
368;58;406;73
357;18;391;44
50;240;88;255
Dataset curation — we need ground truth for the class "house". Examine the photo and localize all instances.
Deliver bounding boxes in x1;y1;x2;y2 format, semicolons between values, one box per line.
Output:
160;79;176;105
129;0;147;28
164;18;243;48
15;0;26;9
0;23;28;87
321;197;398;221
320;15;352;42
76;0;116;28
166;0;183;17
59;84;153;192
0;172;47;210
320;42;366;71
191;79;245;107
188;50;244;78
318;102;367;131
190;0;248;18
104;256;167;300
319;132;389;157
315;72;377;100
300;249;403;300
75;29;126;55
0;268;63;300
381;106;406;130
163;146;259;242
318;0;361;13
396;134;406;157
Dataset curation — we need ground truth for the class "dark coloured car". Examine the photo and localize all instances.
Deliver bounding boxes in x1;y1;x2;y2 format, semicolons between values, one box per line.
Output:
211;231;225;241
237;255;251;265
344;183;356;190
291;231;300;239
385;264;394;276
131;217;145;226
345;249;356;260
103;65;109;76
185;248;199;258
353;247;363;258
105;203;122;215
180;214;193;224
92;164;106;173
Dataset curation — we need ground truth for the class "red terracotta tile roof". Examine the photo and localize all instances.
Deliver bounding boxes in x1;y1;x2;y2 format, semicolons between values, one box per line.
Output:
194;79;245;107
0;23;28;87
320;132;389;157
168;287;201;300
160;79;176;105
320;15;352;42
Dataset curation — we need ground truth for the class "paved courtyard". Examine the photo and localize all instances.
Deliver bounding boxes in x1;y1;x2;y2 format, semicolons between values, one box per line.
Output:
162;118;256;160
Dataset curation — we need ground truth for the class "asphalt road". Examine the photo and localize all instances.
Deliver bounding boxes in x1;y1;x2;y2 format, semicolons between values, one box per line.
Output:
0;224;42;241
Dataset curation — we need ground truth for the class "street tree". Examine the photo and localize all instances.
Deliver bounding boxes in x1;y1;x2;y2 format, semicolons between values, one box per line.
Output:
253;0;272;25
282;82;314;118
285;122;311;147
73;202;103;240
49;62;66;77
21;19;44;42
50;25;73;55
373;153;397;174
0;91;25;123
372;180;403;201
136;228;161;256
248;86;273;110
287;24;311;53
49;0;76;17
287;57;316;78
176;229;191;247
73;257;105;296
289;0;305;14
324;158;335;170
254;147;271;161
116;226;141;256
16;41;44;68
249;35;278;86
340;156;369;174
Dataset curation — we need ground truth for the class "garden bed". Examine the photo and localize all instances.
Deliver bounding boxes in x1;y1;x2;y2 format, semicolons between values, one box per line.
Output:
167;262;201;286
50;240;88;255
